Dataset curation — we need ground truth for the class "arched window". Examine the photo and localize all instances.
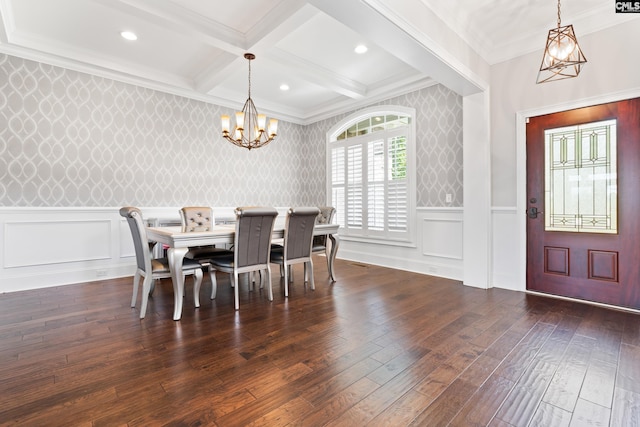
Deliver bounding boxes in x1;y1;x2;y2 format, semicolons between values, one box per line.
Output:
327;106;416;245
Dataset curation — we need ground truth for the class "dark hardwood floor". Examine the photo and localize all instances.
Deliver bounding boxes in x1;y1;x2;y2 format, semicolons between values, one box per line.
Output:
1;257;639;426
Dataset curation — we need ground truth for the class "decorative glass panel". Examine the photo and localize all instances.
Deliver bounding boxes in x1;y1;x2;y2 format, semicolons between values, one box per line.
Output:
544;119;617;233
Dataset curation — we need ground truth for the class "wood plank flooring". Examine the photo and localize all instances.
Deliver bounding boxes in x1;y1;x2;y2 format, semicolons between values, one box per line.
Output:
1;257;639;426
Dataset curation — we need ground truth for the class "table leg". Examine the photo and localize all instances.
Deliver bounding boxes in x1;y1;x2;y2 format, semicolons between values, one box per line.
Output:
167;247;188;321
327;233;339;282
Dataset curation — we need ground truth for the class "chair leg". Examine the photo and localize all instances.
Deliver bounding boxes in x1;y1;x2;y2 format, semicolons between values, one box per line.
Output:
193;269;203;308
140;274;153;319
242;272;251;291
325;246;331;276
209;269;217;300
259;269;266;290
131;270;141;307
283;262;289;297
304;262;308;283
233;272;240;310
308;261;315;290
266;266;273;302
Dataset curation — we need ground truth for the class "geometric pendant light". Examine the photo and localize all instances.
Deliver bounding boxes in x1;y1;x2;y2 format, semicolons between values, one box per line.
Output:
536;0;587;84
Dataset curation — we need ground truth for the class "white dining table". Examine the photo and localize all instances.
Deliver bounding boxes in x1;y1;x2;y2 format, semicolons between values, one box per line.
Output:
146;223;340;320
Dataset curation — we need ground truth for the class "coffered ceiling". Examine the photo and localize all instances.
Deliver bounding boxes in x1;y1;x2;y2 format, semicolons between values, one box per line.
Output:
0;0;635;124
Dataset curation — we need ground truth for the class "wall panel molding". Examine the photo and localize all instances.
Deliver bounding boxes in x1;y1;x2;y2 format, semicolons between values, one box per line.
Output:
0;206;307;293
1;206;469;292
338;207;464;281
491;206;520;291
1;207;140;292
0;206;530;294
4;219;111;268
422;217;463;260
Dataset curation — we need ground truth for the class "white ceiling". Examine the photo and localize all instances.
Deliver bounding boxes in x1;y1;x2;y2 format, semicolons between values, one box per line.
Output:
0;0;635;125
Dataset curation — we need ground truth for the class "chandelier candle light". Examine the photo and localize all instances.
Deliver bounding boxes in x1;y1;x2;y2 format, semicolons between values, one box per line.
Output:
536;0;586;84
221;53;278;149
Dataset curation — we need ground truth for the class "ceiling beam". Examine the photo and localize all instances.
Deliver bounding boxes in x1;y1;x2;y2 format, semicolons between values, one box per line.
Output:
268;48;367;99
244;0;309;49
309;0;486;96
196;0;312;94
193;52;239;94
105;0;247;54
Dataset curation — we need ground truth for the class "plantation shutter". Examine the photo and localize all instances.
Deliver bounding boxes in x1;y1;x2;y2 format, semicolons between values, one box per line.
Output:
387;134;408;232
329;110;413;243
346;145;362;229
331;147;346;227
368;139;385;231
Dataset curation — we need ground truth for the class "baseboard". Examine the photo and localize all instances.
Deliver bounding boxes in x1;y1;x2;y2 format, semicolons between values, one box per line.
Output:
337;249;463;281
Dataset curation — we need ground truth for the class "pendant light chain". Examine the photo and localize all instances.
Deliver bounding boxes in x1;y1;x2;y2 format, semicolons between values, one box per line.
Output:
557;0;562;28
247;56;252;100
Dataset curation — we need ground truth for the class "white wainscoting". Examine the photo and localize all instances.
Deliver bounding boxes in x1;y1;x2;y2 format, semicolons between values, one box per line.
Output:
491;206;522;292
1;206;523;294
337;207;464;281
5;219;112;268
337;206;523;290
1;207;140;293
0;206;293;293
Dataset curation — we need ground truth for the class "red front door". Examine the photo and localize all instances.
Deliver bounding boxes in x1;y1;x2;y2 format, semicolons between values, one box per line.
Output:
526;97;640;309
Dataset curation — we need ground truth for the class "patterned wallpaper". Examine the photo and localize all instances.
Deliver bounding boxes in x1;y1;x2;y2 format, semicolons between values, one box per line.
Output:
0;53;462;208
306;85;463;207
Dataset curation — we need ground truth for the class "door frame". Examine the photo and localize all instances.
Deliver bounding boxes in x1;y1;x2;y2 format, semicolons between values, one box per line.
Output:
515;88;640;308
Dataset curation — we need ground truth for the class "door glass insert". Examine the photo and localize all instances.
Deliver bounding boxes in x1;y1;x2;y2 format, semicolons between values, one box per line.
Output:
544;119;617;233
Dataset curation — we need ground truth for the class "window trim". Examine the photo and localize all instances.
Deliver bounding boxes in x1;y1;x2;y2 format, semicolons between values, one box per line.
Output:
326;106;416;247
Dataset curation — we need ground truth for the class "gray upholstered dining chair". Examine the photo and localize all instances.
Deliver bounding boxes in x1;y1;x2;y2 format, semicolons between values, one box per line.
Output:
206;207;278;310
270;207;320;297
120;207;203;319
312;206;336;272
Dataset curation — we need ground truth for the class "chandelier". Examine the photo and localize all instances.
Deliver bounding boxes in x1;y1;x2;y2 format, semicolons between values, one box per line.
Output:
221;53;278;150
536;0;586;84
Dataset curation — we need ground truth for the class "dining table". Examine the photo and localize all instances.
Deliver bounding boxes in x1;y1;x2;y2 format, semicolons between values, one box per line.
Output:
146;222;340;320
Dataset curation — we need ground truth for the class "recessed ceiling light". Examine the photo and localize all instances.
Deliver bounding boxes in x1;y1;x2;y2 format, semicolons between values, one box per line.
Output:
354;44;368;54
120;31;138;41
279;84;290;91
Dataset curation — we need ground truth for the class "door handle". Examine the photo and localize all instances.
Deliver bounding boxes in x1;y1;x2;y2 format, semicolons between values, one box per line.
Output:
527;207;543;219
